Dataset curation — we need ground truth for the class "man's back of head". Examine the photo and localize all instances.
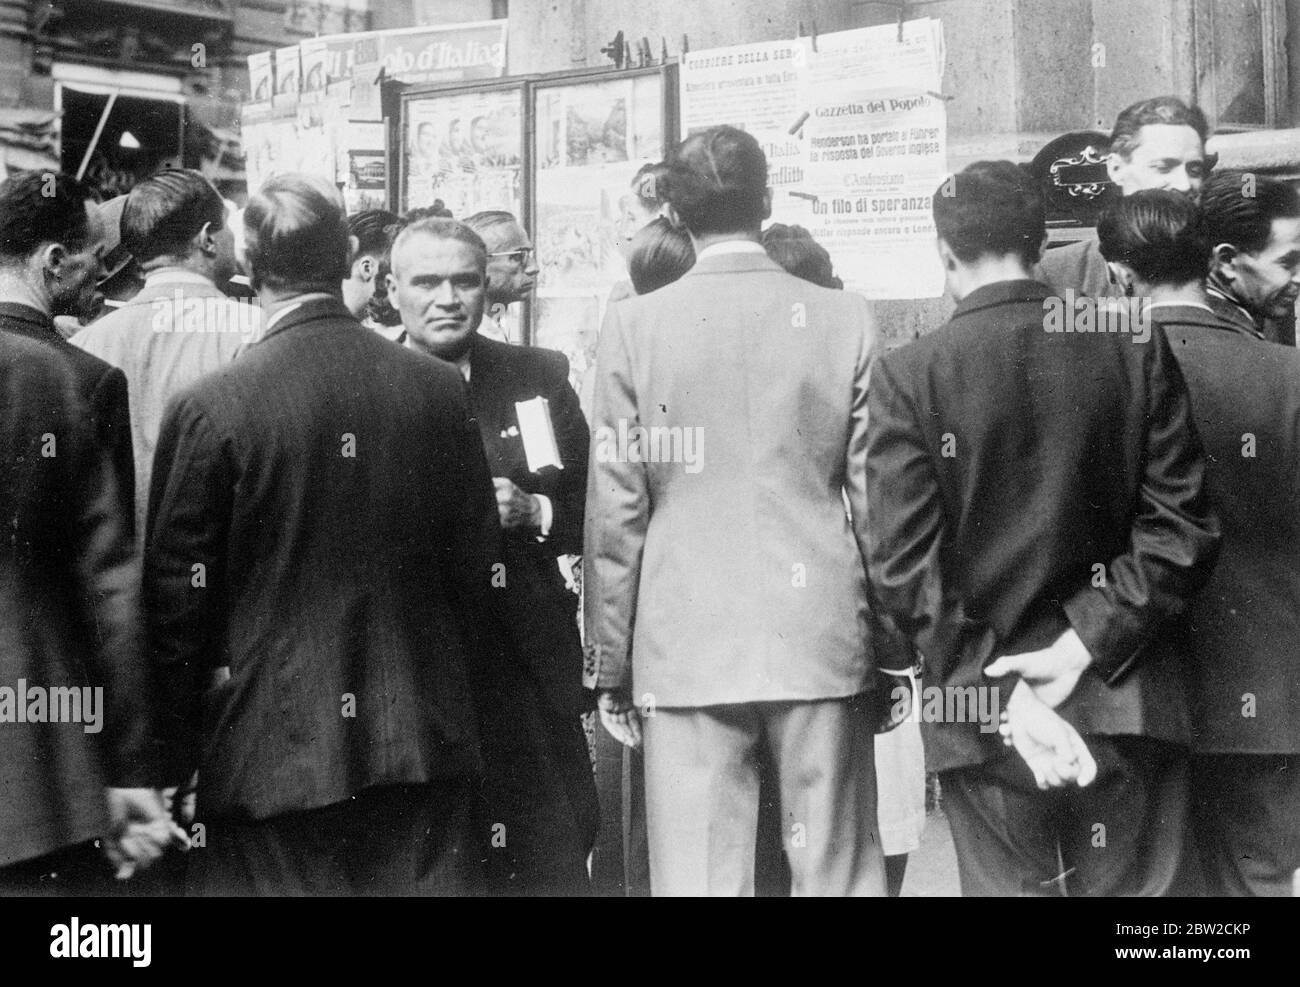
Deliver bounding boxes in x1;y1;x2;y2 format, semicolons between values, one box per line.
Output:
660;125;770;241
123;169;232;285
244;173;350;300
0;171;102;318
1097;189;1211;294
932;161;1046;300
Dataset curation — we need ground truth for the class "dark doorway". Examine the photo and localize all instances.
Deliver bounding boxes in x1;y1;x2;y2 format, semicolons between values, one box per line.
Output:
60;86;182;199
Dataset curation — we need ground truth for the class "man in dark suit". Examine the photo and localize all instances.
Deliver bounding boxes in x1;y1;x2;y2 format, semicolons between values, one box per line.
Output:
0;332;172;893
0;171;135;536
145;175;499;896
1199;170;1300;342
389;216;596;895
865;162;1220;896
1099;189;1300;895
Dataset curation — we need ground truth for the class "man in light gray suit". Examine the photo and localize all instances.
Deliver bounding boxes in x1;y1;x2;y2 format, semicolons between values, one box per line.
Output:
584;125;889;896
73;169;261;535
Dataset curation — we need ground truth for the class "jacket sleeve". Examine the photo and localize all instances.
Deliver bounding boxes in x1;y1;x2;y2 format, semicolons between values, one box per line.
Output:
842;299;915;673
66;393;155;787
544;354;590;558
1061;324;1222;682
582;302;646;693
143;392;234;787
862;349;949;670
90;365;137;542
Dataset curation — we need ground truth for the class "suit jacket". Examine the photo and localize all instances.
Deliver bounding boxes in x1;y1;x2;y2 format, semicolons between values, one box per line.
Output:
0;303;135;538
71;271;260;537
584;249;885;707
864;280;1220;772
1035;235;1119;301
467;334;590;719
144;297;499;821
0;333;152;867
1152;304;1300;754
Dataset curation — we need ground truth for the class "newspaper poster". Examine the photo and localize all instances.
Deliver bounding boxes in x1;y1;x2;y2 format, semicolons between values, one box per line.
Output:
532;73;664;399
803;19;948;298
680;38;811;226
403;88;522;218
247;51;274;106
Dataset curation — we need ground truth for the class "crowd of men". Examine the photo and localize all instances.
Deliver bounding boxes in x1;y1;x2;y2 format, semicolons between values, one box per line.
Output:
1;90;1297;897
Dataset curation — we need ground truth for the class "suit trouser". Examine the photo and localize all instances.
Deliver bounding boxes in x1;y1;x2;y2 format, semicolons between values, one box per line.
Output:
592;722;790;897
187;780;482;896
642;694;886;897
473;657;594;896
1192;752;1300;896
0;839;120;896
941;736;1194;896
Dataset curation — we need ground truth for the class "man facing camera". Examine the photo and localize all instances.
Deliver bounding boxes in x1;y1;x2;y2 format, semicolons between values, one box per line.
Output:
389;217;596;895
145;175;499;895
1099;189;1300;895
585;125;889;896
1037;95;1210;300
1199;170;1300;340
865;162;1219;896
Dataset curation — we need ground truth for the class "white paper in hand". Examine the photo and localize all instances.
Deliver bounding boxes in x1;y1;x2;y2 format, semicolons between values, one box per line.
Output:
515;396;564;472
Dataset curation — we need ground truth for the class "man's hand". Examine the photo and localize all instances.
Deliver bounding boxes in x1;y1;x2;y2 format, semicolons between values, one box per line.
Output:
597;688;643;750
999;681;1098;790
493;477;542;531
984;628;1092;708
103;788;190;880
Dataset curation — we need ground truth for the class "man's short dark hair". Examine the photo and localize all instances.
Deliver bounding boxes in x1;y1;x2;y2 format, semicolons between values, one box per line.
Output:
1200;170;1300;255
1109;96;1209;159
347;209;399;260
244;173;350;293
389;217;487;279
932;161;1045;266
1097;189;1210;285
762;223;841;289
0;171;93;263
660;126;768;237
628;217;694;295
122;169;225;265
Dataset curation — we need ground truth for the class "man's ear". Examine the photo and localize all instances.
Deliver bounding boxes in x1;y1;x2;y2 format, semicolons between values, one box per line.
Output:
663;203;684;229
358;256;375;282
41;242;67;280
761;187;773;222
1105;151;1128;184
936;236;957;271
347;234;360;267
384;270;399;299
196;221;217;257
1210;242;1239;280
1106;260;1137;291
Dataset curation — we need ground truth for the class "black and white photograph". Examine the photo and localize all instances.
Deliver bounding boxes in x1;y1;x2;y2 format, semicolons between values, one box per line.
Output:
0;0;1294;970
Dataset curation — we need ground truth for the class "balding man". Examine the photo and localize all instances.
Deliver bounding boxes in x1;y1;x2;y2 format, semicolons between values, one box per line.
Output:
389;217;596;895
145;175;499;895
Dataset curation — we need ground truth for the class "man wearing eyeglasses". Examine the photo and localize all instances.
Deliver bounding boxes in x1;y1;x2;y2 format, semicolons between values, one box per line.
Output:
1037;96;1213;301
464;210;538;344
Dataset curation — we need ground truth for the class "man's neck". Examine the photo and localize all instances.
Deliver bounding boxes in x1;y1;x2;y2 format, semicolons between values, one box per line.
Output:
0;268;51;317
1146;281;1208;307
259;286;339;322
1206;270;1260;322
952;256;1035;301
689;229;762;253
142;258;216;285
